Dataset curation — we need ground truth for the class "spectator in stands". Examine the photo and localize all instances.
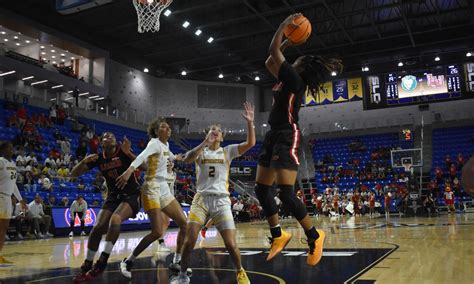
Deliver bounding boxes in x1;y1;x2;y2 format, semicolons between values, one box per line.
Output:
11;198;30;240
69;196;87;237
92;200;100;206
57;165;70;182
434;167;443;183
444;155;452;170
48;164;58;180
60;197;69;207
17;105;27;129
39;113;52;128
42;163;51;177
49;148;61;160
77;179;86;192
76;141;88;161
49;105;57;124
38;174;53;192
232;199;244;221
427;179;438;196
44;155;57;168
28;196;53;238
59;139;71;155
138;139;146;151
57;106;66;125
89;134;100;154
6;113;18;128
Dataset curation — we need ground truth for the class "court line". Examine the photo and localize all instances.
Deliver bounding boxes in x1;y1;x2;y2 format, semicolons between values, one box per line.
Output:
343;242;399;284
24;267;286;283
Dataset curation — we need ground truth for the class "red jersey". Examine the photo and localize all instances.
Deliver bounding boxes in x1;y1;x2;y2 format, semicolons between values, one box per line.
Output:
369;196;375;207
444;191;454;205
384;196;391;206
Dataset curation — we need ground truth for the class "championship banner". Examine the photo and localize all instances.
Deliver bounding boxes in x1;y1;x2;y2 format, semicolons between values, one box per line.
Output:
464;63;474;92
304;78;363;106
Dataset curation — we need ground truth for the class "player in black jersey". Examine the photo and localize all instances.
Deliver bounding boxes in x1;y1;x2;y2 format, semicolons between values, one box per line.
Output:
70;132;142;282
254;14;342;266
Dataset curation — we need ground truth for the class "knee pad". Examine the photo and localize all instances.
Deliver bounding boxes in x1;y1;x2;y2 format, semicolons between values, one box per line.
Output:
255;183;278;217
278;185;307;221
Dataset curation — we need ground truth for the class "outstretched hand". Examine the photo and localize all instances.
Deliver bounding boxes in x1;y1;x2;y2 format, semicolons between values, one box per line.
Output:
115;168;133;190
241;102;255;123
282;13;302;28
121;136;131;153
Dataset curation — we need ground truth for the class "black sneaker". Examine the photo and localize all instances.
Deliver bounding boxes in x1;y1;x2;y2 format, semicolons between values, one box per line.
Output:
120;258;133;279
85;258;107;280
72;260;93;282
169;261;192;276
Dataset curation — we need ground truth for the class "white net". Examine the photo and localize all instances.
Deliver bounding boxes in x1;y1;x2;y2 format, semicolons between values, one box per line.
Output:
133;0;173;33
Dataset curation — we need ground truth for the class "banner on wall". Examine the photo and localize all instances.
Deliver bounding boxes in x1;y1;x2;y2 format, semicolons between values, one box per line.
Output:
230;165;256;181
304;78;363;106
465;63;474;92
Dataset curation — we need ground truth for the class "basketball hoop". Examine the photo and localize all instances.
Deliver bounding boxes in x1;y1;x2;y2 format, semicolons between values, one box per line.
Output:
133;0;173;33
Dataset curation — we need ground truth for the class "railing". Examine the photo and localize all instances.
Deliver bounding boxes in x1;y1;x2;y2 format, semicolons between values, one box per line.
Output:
230;179;258;202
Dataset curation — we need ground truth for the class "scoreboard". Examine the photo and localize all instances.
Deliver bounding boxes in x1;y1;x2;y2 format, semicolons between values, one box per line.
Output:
364;63;473;110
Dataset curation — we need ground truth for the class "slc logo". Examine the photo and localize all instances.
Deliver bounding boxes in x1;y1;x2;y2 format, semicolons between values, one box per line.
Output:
401;75;417;92
65;208;97;227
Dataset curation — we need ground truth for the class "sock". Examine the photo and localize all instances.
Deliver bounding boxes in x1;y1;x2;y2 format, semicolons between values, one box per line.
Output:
173;253;181;264
103;241;114;255
86;249;97;262
270;224;282;238
158;238;165;245
305;226;319;240
127;253;137;263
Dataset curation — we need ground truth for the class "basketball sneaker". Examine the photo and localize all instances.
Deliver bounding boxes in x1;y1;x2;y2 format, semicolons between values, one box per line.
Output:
266;230;292;261
237;268;250;284
69;231;74;238
168;261;193;276
120;258;133;279
80;231;86;237
72;260;93;282
85;258;107;280
0;256;13;264
170;272;190;284
306;229;325;266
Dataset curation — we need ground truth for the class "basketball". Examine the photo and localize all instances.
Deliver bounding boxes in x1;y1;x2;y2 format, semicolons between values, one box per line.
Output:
461;157;474;196
283;15;312;45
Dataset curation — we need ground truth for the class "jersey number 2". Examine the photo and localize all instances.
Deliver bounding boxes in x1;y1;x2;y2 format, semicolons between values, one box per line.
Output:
209;166;216;177
10;172;16;180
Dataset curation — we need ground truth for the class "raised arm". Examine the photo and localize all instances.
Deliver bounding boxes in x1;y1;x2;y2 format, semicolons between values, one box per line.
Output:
181;133;213;164
238;102;256;155
265;14;301;79
70;154;98;178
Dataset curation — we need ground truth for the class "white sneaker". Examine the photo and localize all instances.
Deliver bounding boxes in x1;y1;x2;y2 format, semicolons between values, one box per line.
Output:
156;243;171;253
46;232;54;238
80;231;86;236
120;258;133;279
170;272;190;284
5;234;10;241
17;234;24;240
38;233;45;239
69;231;74;238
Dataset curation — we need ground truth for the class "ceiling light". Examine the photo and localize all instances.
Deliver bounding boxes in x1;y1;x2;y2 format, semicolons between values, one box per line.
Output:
31;80;48;85
88;95;100;99
361;66;369;72
100;106;104;110
41;52;46;55
254;76;260;81
207;37;214;43
94;97;105;101
164;9;171;16
144;68;149;73
51;50;55;53
398;61;404;67
3;39;8;42
13;36;18;39
181;70;187;76
52;61;57;64
51;55;56;59
65;97;73;100
22;76;34;80
67;91;73;93
61;59;65;62
15;43;20;46
60;53;65;56
434;56;440;61
50;98;56;101
182;21;190;28
218;73;223;79
79;92;89;96
40;46;44;49
25;40;30;43
0;31;5;35
71;57;75;60
51;85;63;89
0;70;16;77
467;52;472;57
331;71;337;76
195;29;202;36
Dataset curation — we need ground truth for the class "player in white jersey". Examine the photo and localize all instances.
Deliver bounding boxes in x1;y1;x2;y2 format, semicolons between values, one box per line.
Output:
172;102;255;284
116;120;188;279
0;141;23;264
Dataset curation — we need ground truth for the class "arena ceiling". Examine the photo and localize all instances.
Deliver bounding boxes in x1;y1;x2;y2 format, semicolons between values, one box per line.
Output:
1;0;474;86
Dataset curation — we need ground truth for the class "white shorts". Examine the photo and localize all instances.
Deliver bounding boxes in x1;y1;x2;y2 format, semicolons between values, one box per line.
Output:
141;180;175;212
188;193;235;231
0;194;12;219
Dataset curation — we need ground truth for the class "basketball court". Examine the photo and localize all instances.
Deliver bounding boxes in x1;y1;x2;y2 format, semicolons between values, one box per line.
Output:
1;0;474;283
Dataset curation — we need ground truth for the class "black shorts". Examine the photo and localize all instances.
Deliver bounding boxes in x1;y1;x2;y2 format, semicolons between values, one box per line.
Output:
258;127;301;170
102;193;141;216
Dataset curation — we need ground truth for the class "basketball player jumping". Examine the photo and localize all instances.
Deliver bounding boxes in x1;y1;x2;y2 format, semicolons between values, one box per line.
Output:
116;120;188;279
71;133;141;282
171;102;255;284
254;14;342;266
0;141;23;264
